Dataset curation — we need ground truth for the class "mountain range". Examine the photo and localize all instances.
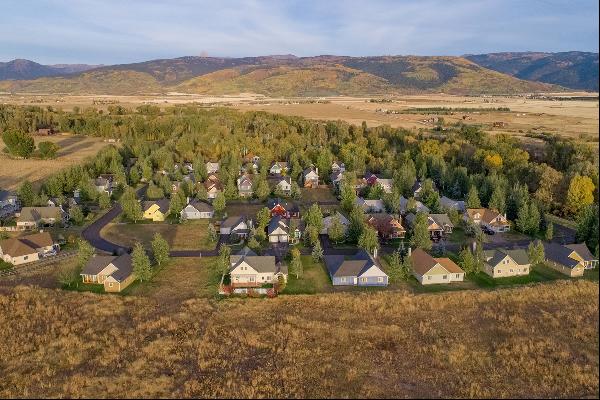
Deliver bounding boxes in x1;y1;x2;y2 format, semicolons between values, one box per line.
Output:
0;52;597;96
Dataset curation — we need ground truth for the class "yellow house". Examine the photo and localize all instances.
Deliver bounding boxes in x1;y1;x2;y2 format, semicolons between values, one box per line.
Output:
81;253;134;292
410;248;465;285
543;242;585;277
142;199;170;222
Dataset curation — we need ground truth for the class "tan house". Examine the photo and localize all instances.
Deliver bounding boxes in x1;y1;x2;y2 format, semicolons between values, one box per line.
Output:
0;232;58;265
410;248;465;285
81;253;134;292
483;248;530;278
565;243;598;269
229;254;288;288
16;207;67;230
204;174;223;199
464;208;510;232
543;242;586;277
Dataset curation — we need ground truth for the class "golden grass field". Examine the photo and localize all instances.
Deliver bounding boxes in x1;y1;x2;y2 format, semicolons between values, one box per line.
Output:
100;220;214;251
0;133;109;190
0;279;597;398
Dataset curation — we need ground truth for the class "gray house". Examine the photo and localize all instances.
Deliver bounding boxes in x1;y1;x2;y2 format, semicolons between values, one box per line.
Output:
324;250;389;286
237;174;254;198
180;200;214;220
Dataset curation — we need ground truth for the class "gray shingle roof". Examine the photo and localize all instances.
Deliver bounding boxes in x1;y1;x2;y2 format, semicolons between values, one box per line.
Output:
565;243;597;262
188;199;214;213
229;255;277;273
543;242;581;269
484;248;530;267
81;253;133;282
324;250;383;278
142;199;170;214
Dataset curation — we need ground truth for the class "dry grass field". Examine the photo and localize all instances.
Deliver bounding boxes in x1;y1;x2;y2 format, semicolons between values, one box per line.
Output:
100;220;214;251
0;133;109;190
0;279;597;398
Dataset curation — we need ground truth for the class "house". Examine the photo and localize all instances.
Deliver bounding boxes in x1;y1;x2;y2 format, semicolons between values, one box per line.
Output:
180;199;214;220
273;176;292;196
364;172;379;186
429;213;454;235
543;242;586;277
321;211;350;235
95;174;115;196
183;162;194;173
36;127;56;135
399;196;430;215
267;198;300;219
142;199;170;222
440;196;466;213
204;174;223;199
220;216;251;238
0;189;19;218
410;248;465;285
405;213;445;240
16;207;67;230
0;232;58;265
366;213;406;239
565;243;598;269
464;208;510;232
376;179;394;194
302;166;319;188
206;161;219;174
331;161;345;174
229;254;288;288
269;161;289;175
483;248;530;278
331;170;344;188
324;250;389;286
267;216;289;243
412;180;436;198
356;197;385;213
237;174;254;198
287;218;305;244
81;253;134;292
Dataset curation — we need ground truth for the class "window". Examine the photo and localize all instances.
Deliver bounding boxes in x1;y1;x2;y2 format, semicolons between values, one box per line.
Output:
361;277;368;283
510;269;513;273
24;256;28;260
456;274;460;279
498;270;502;273
377;277;384;283
442;275;447;280
427;276;432;280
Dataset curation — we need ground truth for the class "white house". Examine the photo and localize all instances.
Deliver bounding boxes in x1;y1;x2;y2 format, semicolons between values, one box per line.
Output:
267;216;289;243
180;199;214;220
321;211;350;235
356;197;385;213
229;254;288;288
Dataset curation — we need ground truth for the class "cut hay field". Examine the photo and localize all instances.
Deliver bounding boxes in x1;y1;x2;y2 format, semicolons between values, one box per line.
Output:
0;133;110;190
0;280;597;398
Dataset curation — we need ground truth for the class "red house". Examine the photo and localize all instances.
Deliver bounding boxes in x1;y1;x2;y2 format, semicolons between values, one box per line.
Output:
267;198;300;219
364;173;378;186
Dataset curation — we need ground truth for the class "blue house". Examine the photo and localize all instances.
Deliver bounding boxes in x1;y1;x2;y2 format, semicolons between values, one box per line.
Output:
324;250;389;286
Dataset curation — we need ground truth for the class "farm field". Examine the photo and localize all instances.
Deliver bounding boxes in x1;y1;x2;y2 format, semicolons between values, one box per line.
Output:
0;279;597;398
100;220;215;251
0;133;110;190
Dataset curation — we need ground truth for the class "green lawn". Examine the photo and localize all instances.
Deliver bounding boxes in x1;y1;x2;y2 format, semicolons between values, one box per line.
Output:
0;260;14;271
281;256;332;295
447;227;467;244
582;268;599;282
467;263;567;288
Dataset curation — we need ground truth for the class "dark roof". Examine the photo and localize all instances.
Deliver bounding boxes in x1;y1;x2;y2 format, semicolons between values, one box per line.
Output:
0;232;55;257
324;250;382;278
81;253;133;282
235;246;257;256
110;254;133;282
543;242;581;269
484;248;530;267
81;255;116;275
187;199;214;213
221;216;246;229
229;255;277;273
266;198;299;213
142;199;170;214
267;216;288;235
565;243;597;262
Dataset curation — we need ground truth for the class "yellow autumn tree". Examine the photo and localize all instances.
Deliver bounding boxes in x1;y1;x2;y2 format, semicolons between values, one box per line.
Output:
564;174;595;216
483;153;503;171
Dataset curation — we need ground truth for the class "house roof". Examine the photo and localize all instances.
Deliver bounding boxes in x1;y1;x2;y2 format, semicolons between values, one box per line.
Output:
484;248;530;267
303;166;318;177
0;232;55;257
235;246;257;256
356;197;385;209
324;250;386;278
399;196;430;214
410;248;464;276
142;199;170;214
331;171;344;182
187;200;214;213
81;253;133;282
221;216;247;230
229;255;278;273
267;216;288;235
17;207;63;223
440;196;465;212
0;189;16;202
565;243;597;262
270;161;288;169
266;198;299;213
543;242;582;269
466;208;506;225
237;174;254;187
367;213;405;235
429;213;453;228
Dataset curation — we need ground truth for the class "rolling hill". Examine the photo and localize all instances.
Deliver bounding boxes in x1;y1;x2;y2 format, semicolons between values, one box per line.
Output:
465;51;599;91
0;55;560;96
0;59;100;80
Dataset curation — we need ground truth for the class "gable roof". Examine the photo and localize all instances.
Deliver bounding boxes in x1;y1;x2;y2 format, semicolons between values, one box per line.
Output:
484;248;530;267
543;242;582;269
17;207;63;223
434;257;464;274
466;208;507;225
0;232;55;257
229;255;278;273
565;243;597;262
267;216;289;235
410;248;439;275
186;199;214;213
367;213;405;235
429;213;453;228
235;246;257;257
266;198;299;212
81;253;133;282
399;196;430;214
142;199;170;214
221;215;247;230
324;250;386;278
440;196;466;212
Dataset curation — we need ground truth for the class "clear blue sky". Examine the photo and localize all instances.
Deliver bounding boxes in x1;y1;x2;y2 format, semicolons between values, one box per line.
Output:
2;0;598;64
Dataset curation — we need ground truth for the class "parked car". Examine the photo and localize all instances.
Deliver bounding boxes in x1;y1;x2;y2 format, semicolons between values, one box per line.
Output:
482;226;495;235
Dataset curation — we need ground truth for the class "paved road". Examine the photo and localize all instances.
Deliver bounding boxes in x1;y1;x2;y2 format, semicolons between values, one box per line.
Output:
81;204;131;255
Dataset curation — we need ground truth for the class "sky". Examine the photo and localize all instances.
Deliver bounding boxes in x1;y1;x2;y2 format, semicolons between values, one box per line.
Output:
1;0;598;65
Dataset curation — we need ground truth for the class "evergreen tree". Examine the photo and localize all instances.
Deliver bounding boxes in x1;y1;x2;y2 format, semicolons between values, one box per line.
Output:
132;242;152;282
410;213;432;251
18;180;35;207
312;241;324;262
516;202;530;234
528;240;545;266
290;248;303;278
488;186;506;213
340;182;357;213
69;205;84;225
347;205;366;243
303;203;323;232
327;214;345;244
545;221;554;241
169;192;186;220
151;233;170;266
77;239;95;268
465;185;481;209
387;251;403;283
358;225;380;254
98;191;111;209
120;186;142;222
218;245;231;274
459;247;477;275
213;192;226;215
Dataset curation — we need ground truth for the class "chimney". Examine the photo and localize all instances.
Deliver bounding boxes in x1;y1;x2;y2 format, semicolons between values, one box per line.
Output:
472;241;477;252
407;247;412;257
186;196;190;205
373;247;378;259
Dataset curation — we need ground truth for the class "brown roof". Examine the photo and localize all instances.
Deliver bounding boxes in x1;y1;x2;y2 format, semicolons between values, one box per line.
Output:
0;232;54;257
410;248;439;275
17;207;63;223
466;208;507;225
367;213;405;236
434;257;464;274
